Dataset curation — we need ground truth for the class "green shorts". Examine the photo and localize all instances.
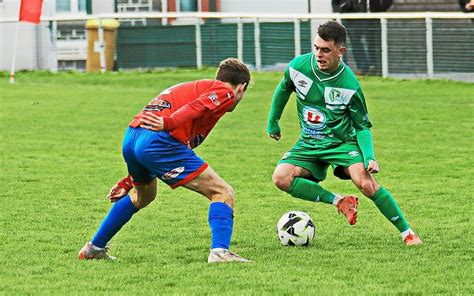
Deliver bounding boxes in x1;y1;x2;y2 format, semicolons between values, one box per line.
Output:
278;139;363;182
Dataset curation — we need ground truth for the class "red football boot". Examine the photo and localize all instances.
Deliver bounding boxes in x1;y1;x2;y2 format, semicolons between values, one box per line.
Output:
336;195;359;225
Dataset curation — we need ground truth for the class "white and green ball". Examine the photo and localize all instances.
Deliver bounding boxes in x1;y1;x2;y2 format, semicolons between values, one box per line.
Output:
277;211;315;246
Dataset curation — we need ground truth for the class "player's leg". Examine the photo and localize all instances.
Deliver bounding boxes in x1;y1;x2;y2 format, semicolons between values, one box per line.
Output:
345;163;422;245
272;142;362;224
273;144;340;204
273;163;336;204
183;166;251;263
79;128;158;260
79;180;157;260
272;162;358;225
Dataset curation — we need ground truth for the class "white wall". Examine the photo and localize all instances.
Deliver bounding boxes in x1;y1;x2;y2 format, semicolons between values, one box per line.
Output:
0;0;37;70
221;0;310;13
92;0;114;14
0;0;334;71
0;0;55;71
221;0;332;14
310;0;332;14
220;0;333;54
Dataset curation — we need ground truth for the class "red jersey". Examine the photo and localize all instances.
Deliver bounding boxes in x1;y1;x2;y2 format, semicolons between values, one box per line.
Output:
129;80;236;149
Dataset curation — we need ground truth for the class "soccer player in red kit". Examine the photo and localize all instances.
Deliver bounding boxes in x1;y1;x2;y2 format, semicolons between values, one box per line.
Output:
79;58;252;263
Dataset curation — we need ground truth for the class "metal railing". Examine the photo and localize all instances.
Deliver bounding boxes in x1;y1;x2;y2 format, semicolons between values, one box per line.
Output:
1;12;473;81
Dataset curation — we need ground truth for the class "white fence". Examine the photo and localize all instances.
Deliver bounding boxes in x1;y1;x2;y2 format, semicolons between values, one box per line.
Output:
1;12;473;81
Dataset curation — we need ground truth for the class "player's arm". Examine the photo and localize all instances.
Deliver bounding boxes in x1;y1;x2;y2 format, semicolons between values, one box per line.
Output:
356;129;379;173
266;68;294;141
349;88;379;173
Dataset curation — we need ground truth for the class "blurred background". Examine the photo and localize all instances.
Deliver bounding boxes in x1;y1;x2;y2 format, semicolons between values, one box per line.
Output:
0;0;473;81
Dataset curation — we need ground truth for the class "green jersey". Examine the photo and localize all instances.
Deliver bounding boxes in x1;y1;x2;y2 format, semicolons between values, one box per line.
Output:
267;52;372;149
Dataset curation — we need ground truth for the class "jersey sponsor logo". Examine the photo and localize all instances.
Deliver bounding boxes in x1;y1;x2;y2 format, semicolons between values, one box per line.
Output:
289;67;313;100
323;87;355;110
162;166;185;180
302;126;326;140
144;98;171;111
208;92;220;106
297;80;308;88
303;107;326;130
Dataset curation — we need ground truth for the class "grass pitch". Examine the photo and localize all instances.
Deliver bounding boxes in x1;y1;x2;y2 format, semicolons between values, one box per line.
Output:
1;70;473;294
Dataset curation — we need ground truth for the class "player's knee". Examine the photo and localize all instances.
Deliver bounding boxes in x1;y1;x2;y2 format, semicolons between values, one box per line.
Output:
133;193;156;209
211;184;235;207
223;185;235;201
133;182;157;209
359;179;379;197
272;172;291;192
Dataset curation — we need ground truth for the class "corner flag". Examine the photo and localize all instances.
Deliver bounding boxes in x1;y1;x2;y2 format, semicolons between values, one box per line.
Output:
19;0;44;24
10;0;44;83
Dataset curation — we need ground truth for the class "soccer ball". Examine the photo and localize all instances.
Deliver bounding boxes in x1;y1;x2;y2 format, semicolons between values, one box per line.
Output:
276;211;315;246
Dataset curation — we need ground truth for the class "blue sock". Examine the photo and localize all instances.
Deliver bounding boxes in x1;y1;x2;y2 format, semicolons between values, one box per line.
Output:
91;195;139;248
208;202;234;250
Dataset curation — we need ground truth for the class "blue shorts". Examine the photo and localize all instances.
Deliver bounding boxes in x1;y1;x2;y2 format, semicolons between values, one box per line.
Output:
122;127;208;189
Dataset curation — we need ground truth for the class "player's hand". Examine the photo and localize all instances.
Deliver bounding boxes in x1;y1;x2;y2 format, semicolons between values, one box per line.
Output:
107;175;134;203
269;133;281;141
367;160;380;174
107;184;129;203
140;112;165;131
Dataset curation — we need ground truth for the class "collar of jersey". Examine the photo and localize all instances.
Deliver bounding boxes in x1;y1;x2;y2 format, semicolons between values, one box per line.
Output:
310;54;345;82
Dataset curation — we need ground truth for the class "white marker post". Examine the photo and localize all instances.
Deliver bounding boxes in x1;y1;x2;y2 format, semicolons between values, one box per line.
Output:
97;18;106;73
9;22;20;84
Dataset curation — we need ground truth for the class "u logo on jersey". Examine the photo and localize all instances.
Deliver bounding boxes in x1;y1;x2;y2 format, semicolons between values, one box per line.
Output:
303;107;326;130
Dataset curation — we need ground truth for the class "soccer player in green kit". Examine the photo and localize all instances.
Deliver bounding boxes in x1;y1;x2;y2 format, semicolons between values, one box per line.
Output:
267;21;422;246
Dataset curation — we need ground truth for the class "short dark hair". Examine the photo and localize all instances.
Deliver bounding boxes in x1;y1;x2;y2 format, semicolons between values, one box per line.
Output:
215;58;251;91
318;21;347;47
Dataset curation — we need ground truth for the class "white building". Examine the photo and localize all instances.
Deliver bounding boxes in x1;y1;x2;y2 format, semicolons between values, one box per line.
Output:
0;0;332;71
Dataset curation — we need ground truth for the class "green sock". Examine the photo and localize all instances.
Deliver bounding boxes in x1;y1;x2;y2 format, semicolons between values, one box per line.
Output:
371;187;410;232
288;177;335;205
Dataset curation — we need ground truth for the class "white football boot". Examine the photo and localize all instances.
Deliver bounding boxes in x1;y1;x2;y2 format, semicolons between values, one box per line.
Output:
78;242;116;260
208;249;252;263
